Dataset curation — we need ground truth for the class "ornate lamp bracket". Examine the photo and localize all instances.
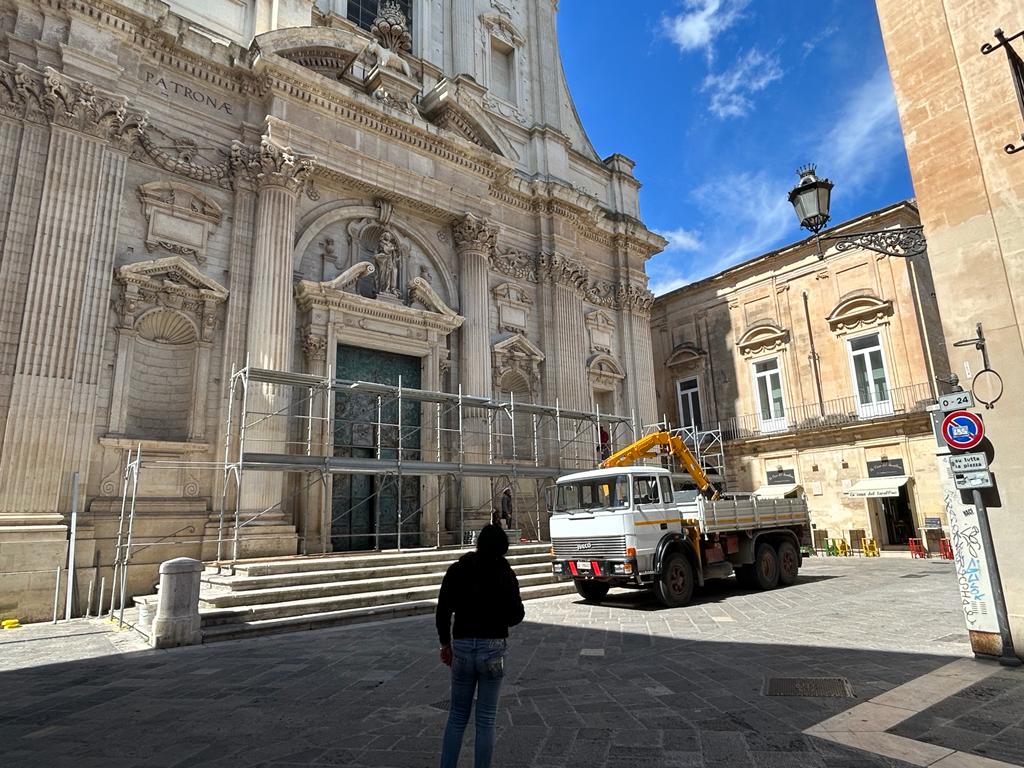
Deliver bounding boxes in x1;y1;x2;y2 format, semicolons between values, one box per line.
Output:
981;28;1024;156
820;225;927;259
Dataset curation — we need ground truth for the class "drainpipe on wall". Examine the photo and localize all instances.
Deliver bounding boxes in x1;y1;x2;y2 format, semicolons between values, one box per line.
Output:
802;290;826;417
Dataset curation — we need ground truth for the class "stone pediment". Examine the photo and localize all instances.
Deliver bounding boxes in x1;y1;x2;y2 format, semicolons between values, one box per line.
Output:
493;333;544;361
665;342;704;367
254;27;364;80
116;256;228;302
419;77;517;159
827;294;894;333
736;322;790;357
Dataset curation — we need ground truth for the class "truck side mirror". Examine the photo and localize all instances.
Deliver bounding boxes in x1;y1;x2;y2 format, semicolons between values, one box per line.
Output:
543;486;554;512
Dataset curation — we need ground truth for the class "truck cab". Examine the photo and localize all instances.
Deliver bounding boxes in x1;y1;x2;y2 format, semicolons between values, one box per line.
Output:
549;465;809;607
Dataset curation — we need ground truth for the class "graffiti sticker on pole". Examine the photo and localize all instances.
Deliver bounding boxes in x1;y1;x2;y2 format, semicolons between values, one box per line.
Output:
941;410;984;451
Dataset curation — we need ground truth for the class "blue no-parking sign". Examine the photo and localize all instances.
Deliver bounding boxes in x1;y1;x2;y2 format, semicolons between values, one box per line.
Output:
941;410;984;450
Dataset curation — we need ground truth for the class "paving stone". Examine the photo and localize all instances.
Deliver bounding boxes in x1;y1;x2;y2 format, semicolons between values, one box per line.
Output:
0;559;985;767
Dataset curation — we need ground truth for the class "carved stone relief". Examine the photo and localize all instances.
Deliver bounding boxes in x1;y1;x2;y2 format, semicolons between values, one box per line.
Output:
585;310;615;354
137;182;223;265
492;282;532;333
492;334;545;396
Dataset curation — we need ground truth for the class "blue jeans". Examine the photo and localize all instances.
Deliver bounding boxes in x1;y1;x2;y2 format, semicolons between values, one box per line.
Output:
439;638;506;768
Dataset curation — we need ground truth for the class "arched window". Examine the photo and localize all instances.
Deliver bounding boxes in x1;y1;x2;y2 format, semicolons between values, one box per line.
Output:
348;0;413;38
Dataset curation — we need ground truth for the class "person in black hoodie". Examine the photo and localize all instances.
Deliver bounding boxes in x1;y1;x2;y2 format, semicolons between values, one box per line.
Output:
436;524;524;768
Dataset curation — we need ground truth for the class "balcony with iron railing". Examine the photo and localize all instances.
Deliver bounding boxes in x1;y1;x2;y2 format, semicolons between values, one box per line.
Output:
719;382;935;442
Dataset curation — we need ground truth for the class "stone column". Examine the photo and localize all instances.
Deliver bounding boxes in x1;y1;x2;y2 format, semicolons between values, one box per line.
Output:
235;138;314;546
453;213;498;524
450;0;476;77
620;284;657;430
540;253;591;467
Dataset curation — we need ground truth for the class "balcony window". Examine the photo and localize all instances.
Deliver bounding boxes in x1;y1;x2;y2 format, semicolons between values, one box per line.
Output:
348;0;413;39
676;377;703;430
753;358;786;433
849;333;893;418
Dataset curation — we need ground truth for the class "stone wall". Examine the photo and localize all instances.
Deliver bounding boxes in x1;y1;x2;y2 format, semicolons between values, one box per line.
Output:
876;0;1024;656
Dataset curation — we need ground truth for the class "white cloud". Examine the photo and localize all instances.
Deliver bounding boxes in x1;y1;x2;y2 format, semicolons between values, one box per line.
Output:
702;48;784;119
656;227;703;253
662;0;749;59
820;66;903;194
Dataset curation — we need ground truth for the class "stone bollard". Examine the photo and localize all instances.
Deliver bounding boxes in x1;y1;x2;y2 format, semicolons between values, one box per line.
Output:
150;558;203;649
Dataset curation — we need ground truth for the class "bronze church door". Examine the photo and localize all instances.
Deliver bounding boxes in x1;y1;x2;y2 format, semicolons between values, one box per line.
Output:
332;345;422;551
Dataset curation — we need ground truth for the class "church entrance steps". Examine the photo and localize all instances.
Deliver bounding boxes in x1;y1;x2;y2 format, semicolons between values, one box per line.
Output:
198;582;571;643
193;543;571;643
208;543;552;577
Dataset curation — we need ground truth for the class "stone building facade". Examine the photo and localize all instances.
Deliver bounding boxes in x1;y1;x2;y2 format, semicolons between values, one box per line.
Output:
876;0;1024;657
0;0;664;620
651;202;952;551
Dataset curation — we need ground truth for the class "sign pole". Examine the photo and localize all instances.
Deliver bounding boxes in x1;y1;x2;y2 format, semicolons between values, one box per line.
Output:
972;488;1021;666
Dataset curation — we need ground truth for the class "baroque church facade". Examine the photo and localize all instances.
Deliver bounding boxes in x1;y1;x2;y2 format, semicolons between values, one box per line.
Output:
0;0;665;618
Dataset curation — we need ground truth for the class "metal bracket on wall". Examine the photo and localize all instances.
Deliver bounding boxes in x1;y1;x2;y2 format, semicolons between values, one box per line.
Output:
981;28;1024;155
819;226;927;259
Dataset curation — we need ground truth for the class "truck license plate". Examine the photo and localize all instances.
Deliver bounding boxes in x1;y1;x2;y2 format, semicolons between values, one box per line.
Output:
575;560;591;570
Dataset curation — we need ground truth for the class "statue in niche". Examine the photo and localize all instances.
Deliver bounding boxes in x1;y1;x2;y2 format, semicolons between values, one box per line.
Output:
374;230;401;297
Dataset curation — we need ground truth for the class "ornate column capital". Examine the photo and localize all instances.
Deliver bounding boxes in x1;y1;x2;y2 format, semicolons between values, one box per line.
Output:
538;251;589;290
453;213;498;254
617;283;655;316
231;136;318;198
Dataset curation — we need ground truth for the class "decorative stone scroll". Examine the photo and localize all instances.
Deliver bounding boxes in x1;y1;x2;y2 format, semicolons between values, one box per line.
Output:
137;182;223;265
490;248;538;282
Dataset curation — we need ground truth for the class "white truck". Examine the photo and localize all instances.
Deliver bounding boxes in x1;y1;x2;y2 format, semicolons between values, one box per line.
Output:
549;464;810;606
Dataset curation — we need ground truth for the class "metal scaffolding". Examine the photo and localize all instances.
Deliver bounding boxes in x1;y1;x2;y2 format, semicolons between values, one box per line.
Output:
217;365;641;558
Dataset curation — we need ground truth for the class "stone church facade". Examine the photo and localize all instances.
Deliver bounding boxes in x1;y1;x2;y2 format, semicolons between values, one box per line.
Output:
0;0;665;620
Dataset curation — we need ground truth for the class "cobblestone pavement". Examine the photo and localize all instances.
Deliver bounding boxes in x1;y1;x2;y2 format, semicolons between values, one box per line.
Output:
889;666;1024;765
1;556;1006;768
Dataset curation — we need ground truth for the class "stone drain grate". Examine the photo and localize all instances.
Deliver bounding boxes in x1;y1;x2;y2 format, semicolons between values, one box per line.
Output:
430;698;450;711
763;677;853;698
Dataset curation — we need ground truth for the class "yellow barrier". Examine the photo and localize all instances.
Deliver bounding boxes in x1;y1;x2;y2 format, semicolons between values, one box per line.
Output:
1;618;21;629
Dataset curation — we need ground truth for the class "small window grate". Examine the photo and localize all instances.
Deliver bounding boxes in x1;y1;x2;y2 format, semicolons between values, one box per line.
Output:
763;677;853;698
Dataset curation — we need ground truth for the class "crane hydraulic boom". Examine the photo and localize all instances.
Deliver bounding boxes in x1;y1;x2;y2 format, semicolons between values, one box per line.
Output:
600;431;720;500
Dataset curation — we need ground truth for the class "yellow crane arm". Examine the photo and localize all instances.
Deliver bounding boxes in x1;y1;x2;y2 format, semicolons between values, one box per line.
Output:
600;431;720;500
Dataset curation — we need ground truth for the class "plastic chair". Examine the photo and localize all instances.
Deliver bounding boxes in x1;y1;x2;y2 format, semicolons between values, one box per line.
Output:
939;538;954;560
908;538;928;559
862;538;881;557
828;538;849;557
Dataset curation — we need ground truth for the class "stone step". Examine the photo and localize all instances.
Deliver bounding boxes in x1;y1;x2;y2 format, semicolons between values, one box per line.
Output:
199;582;576;643
203;551;552;592
213;543;550;577
199;571;561;627
200;561;555;608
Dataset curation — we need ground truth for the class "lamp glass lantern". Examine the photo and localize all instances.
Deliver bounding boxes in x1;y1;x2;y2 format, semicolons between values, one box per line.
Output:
788;165;833;234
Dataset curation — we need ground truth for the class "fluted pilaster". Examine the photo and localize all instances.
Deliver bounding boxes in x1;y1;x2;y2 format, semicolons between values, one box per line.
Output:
451;0;476;77
554;283;589;412
0;128;109;519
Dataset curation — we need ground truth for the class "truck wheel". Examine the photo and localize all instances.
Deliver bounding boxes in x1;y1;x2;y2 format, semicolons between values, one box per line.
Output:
654;553;694;608
574;580;610;602
754;543;780;590
778;541;799;586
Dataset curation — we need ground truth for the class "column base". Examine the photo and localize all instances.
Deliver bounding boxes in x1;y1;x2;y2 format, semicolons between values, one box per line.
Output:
0;523;69;624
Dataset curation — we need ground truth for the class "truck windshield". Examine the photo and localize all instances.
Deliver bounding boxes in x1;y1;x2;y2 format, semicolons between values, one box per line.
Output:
555;475;630;513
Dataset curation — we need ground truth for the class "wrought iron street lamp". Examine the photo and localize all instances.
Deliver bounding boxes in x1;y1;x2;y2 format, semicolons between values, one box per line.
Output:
787;165;927;259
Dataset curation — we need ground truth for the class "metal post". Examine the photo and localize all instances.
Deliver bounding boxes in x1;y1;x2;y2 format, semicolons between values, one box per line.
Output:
85;578;94;619
375;394;383;552
397;376;403;551
119;446;142;629
233;367;251;561
218;364;236;562
109;447;133;619
555;398;562;469
52;567;61;624
65;472;79;621
458;385;464;546
972;489;1021;666
98;576;106;619
532;413;539;469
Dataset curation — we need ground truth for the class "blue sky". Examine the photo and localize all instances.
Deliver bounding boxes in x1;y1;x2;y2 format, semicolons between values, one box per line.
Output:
558;0;914;295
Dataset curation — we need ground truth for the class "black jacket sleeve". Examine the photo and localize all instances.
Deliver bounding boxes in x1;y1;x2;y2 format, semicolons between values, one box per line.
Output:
436;563;457;645
506;566;525;628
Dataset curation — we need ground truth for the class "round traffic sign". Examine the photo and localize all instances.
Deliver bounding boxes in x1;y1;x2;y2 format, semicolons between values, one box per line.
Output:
941;410;984;450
